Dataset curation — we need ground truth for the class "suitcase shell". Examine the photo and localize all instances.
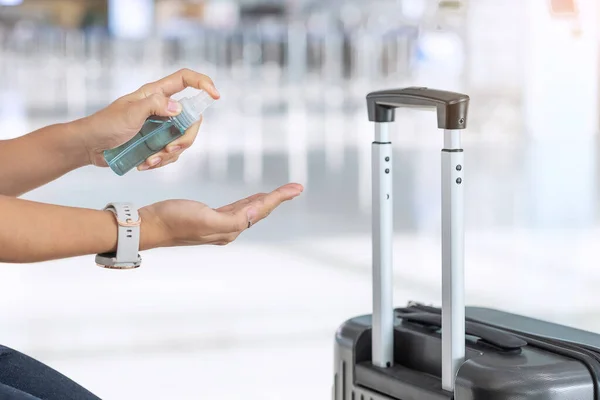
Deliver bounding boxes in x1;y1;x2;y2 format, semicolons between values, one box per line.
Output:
333;306;596;400
332;87;600;400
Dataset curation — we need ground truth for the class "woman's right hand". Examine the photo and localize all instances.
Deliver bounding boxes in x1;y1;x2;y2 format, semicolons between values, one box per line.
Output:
138;183;303;249
79;68;220;170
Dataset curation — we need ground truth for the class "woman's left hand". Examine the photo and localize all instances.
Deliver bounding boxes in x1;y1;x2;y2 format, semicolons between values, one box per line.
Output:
78;68;220;170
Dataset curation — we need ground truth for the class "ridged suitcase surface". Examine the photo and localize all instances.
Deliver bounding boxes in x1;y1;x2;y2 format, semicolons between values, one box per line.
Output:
332;87;600;400
333;304;600;400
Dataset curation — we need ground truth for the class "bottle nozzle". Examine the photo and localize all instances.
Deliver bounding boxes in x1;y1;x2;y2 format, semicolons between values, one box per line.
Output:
176;90;215;130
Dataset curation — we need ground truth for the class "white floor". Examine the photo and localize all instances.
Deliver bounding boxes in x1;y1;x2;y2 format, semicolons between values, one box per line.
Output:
1;245;351;399
3;227;600;399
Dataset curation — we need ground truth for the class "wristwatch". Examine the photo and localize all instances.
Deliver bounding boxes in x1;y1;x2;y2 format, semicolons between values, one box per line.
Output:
95;202;142;269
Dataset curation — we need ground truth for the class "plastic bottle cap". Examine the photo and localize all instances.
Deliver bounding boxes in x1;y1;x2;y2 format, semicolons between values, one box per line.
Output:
177;91;215;130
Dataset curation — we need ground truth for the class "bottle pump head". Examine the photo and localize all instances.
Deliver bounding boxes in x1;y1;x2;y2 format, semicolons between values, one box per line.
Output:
176;90;215;130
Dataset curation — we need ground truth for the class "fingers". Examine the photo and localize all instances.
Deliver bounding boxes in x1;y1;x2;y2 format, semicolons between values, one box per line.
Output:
197;183;303;247
122;68;218;172
125;93;182;128
138;153;180;171
216;193;266;213
137;119;202;171
210;183;304;234
137;68;220;100
247;183;304;225
165;118;201;153
207;207;252;235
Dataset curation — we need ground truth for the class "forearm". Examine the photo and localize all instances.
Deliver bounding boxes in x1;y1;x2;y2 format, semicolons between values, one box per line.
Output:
0;119;90;196
0;196;161;263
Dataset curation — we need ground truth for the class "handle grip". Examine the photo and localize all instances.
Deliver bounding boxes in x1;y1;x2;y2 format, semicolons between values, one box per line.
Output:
366;87;470;129
396;311;527;352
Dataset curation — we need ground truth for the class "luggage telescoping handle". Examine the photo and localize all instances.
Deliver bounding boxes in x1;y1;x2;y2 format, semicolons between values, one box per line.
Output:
366;87;470;392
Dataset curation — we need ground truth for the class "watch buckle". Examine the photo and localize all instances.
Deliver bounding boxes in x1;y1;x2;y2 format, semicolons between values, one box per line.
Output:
116;216;141;227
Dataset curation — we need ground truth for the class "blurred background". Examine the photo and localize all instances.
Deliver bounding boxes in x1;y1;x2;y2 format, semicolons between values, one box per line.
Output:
1;0;600;398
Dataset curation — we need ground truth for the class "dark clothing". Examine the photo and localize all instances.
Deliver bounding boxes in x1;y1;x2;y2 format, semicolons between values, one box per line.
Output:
0;345;99;400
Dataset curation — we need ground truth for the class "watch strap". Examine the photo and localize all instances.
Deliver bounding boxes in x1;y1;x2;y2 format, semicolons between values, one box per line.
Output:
98;202;142;269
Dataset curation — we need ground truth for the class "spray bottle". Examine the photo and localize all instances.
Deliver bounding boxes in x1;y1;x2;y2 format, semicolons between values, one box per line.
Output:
104;90;215;175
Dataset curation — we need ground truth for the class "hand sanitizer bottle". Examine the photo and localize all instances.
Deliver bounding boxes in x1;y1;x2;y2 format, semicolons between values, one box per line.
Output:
104;90;215;176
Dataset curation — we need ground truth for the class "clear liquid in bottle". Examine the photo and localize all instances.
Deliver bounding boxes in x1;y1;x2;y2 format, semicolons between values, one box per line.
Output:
104;90;215;176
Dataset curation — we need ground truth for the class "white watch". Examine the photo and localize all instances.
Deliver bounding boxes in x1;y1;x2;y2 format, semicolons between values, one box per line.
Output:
95;202;142;269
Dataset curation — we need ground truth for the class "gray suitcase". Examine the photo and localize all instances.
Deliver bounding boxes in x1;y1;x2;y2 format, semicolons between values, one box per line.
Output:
333;87;600;400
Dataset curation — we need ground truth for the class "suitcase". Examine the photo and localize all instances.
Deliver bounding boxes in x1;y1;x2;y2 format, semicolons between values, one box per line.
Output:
332;87;600;400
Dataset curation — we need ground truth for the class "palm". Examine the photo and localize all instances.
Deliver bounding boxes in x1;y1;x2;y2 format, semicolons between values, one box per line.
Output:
142;183;303;247
148;199;215;245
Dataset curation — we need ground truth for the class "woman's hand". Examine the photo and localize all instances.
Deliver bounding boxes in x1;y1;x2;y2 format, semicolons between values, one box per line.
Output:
0;183;303;263
78;68;220;171
138;183;303;249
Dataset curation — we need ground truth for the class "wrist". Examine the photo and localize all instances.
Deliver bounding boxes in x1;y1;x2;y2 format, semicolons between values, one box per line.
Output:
139;207;172;250
64;117;94;167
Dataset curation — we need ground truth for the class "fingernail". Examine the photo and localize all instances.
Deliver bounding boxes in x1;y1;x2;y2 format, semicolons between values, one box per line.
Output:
149;157;161;166
167;99;181;113
167;145;181;153
138;164;149;171
210;84;220;97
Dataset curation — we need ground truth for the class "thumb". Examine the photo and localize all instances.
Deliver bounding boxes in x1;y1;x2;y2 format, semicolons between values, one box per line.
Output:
128;93;182;123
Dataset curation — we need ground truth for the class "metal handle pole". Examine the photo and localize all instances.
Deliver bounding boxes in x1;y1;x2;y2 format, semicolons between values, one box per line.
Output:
441;129;466;391
372;122;394;368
